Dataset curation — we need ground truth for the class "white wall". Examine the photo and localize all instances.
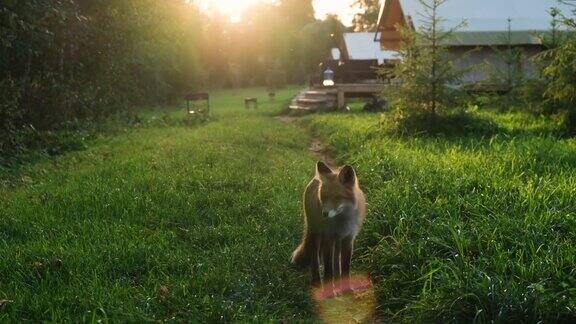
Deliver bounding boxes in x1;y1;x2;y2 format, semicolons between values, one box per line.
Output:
449;46;542;83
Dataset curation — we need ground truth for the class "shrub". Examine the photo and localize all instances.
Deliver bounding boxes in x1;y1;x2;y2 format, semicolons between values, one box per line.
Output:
386;109;500;137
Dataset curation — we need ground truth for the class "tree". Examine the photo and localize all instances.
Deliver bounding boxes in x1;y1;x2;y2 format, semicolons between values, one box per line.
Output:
0;0;205;158
278;0;316;82
481;18;525;109
200;12;231;87
352;0;381;32
515;7;564;114
387;0;465;123
299;15;346;77
541;3;576;132
501;18;525;92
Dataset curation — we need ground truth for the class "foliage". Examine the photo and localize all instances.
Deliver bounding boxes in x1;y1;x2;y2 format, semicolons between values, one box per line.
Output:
483;19;526;97
385;0;466;131
0;0;203;158
299;15;346;77
199;0;319;87
352;0;381;32
507;7;565;115
1;0;344;160
541;3;576;132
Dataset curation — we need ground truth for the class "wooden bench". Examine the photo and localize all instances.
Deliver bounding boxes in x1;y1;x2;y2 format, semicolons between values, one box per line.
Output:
185;92;210;117
245;97;258;109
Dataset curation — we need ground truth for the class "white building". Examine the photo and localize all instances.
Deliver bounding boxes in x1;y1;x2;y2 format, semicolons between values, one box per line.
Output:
375;0;573;84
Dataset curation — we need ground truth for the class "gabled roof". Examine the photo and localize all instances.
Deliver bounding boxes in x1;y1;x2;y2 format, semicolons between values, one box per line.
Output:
342;32;396;63
377;0;574;45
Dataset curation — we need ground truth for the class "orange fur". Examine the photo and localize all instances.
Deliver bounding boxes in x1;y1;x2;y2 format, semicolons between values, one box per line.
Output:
291;162;366;286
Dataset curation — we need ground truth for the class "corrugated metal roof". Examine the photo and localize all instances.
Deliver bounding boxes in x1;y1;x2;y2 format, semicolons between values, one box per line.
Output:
378;0;574;45
343;32;397;63
399;0;573;31
448;31;544;46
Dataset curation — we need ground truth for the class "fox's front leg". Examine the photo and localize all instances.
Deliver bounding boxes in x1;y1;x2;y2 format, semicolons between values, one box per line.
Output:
322;238;335;283
341;236;354;282
310;234;321;286
334;239;342;279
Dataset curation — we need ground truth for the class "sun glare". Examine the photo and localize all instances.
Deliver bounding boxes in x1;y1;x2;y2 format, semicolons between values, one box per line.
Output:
198;0;272;23
198;0;359;25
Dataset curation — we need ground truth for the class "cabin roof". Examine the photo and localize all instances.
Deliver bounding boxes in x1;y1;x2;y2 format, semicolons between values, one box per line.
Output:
377;0;573;46
449;31;544;46
342;32;396;63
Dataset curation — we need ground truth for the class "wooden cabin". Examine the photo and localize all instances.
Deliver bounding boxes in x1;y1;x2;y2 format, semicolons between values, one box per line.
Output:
299;34;393;112
375;0;572;85
313;32;396;85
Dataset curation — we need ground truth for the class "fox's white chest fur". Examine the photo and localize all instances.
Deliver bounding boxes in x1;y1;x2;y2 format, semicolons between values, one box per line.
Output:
322;202;361;238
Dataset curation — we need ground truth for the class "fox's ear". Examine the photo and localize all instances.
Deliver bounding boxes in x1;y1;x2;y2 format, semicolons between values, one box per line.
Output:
338;165;356;187
316;161;333;176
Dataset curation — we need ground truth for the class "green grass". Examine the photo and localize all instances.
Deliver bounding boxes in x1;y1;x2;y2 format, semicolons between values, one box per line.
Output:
2;87;575;322
0;86;317;322
305;110;576;322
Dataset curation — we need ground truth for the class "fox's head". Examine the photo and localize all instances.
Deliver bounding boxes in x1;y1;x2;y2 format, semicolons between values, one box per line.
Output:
315;161;358;219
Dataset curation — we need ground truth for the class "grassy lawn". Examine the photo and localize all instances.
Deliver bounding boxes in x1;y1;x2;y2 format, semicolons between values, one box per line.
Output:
1;86;575;322
306;110;576;322
0;87;317;322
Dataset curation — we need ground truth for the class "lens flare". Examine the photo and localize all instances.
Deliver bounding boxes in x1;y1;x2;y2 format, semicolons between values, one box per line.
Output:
312;275;376;323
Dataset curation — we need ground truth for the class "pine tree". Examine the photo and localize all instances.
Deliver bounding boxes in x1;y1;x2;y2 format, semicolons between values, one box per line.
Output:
484;18;524;93
388;0;465;122
542;2;576;132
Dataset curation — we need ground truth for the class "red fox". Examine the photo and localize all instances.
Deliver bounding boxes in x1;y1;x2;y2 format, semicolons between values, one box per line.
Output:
292;161;366;286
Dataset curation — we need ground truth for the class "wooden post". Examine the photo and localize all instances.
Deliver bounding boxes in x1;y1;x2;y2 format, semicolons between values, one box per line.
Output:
337;89;345;110
245;98;257;109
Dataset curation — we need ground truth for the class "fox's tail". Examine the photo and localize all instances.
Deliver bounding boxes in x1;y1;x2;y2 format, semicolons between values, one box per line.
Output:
291;235;313;270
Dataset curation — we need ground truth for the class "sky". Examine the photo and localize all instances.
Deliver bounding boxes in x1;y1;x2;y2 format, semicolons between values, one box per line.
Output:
197;0;360;25
313;0;361;25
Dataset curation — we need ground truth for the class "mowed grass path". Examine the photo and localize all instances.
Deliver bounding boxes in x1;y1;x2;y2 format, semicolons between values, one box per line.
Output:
1;88;318;321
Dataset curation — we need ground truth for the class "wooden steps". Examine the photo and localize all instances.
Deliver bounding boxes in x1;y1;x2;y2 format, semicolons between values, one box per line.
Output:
288;88;337;113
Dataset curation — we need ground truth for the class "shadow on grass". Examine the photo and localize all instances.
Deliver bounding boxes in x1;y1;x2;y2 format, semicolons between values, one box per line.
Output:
386;112;503;138
384;109;576;140
0;111;212;181
377;111;576;172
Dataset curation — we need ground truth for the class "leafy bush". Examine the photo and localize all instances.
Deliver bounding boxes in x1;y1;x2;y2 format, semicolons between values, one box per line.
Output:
0;0;203;158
